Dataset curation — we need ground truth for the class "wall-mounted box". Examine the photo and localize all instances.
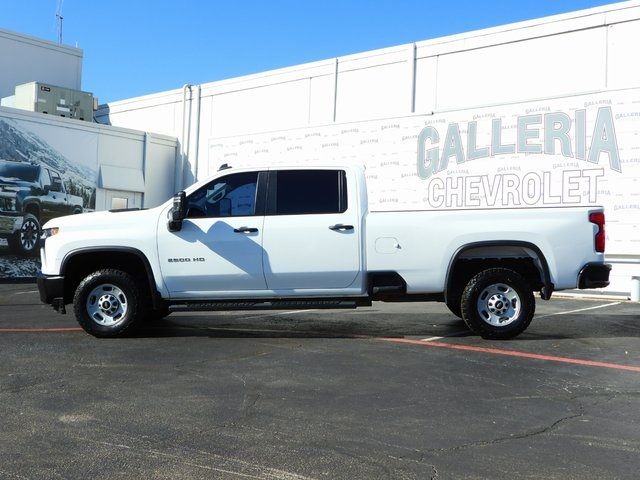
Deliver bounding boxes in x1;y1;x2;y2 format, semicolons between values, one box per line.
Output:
14;82;96;122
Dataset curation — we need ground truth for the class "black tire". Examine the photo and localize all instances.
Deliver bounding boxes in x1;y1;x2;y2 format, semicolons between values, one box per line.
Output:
460;268;535;340
73;269;143;338
9;213;40;256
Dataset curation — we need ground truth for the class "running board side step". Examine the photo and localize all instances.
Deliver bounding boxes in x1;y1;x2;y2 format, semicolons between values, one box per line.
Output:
168;298;370;313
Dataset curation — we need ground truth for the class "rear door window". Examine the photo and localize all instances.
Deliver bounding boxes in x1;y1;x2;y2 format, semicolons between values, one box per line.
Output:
269;170;347;215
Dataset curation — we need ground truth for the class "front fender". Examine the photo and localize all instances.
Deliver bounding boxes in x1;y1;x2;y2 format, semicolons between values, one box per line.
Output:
18;194;41;217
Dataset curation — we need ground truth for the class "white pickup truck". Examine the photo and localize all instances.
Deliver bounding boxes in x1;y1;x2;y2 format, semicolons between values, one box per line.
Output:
37;165;610;339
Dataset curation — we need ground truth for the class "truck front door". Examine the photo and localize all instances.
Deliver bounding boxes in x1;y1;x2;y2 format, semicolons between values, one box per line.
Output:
261;169;361;291
157;171;267;297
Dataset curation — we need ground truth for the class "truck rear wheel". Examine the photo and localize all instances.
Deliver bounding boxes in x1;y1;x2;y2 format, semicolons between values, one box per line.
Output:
73;269;143;338
460;268;535;340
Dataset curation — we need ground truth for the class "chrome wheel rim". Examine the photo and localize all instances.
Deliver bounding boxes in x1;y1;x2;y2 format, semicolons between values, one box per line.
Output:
20;219;39;251
476;283;520;327
86;284;128;326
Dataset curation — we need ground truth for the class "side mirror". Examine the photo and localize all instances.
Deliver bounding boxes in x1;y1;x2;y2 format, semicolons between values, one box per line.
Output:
168;191;187;232
43;185;50;194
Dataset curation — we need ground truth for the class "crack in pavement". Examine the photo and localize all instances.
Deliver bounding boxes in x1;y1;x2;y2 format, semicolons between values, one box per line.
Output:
426;408;585;455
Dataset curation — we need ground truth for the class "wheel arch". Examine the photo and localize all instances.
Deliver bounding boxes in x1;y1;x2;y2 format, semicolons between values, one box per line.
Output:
23;201;41;219
61;247;163;309
445;241;553;303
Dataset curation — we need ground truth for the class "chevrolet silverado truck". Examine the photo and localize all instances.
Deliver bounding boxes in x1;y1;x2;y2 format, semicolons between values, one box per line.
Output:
37;165;610;339
0;160;83;255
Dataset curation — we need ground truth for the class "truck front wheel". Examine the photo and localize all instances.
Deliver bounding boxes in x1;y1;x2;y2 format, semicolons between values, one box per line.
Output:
9;213;40;256
73;269;143;337
460;268;535;340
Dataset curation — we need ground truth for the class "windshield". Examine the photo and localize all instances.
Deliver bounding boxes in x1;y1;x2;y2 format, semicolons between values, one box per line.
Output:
0;162;39;182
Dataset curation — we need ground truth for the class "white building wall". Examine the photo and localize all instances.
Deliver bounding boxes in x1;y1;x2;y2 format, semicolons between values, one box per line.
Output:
608;19;640;88
432;29;607;111
143;133;179;208
0;28;83;99
0;106;176;210
97;1;640;179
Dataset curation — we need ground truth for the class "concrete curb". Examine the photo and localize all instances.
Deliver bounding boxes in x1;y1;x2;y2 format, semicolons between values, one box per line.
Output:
546;291;630;301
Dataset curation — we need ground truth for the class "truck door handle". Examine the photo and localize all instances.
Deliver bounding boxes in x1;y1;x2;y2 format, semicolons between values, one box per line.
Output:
233;227;258;233
329;224;354;231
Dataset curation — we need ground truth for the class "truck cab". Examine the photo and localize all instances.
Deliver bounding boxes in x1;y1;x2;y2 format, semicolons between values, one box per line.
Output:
158;167;365;299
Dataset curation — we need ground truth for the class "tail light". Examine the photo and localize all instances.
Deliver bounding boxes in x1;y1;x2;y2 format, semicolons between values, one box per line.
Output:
589;212;605;253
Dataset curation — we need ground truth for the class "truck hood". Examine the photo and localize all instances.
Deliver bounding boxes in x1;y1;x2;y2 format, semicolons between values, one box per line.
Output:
43;207;163;232
0;177;35;193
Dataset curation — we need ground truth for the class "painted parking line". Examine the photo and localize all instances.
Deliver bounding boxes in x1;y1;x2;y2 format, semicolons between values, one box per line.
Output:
535;301;622;319
381;337;640;373
0;327;83;333
421;331;471;342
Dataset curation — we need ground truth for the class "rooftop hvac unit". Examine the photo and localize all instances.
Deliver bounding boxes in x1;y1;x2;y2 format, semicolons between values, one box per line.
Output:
13;82;97;122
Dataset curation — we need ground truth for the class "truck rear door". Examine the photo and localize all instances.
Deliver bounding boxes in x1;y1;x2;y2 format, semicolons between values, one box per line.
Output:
261;168;361;291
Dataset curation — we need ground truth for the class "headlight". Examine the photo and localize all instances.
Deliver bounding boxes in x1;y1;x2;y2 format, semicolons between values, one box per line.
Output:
41;227;60;240
0;196;16;211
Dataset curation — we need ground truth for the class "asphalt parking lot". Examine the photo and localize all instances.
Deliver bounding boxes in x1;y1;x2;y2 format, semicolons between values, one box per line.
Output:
1;283;639;480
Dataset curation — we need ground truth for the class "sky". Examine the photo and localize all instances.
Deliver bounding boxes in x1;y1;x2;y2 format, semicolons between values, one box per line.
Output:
1;0;619;103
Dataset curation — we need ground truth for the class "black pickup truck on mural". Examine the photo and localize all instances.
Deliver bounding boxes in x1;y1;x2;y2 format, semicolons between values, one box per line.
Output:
0;160;84;255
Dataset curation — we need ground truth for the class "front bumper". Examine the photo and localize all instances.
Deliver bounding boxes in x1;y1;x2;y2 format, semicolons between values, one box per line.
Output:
0;213;22;236
37;272;66;312
578;263;611;289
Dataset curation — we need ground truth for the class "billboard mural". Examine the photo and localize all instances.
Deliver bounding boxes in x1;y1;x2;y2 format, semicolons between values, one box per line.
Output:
0;116;97;278
209;88;640;256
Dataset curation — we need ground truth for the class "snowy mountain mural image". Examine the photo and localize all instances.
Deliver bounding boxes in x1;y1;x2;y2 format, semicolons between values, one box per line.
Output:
0;116;98;278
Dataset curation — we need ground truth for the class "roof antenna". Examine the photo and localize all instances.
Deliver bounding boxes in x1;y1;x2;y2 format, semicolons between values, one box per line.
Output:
55;0;64;44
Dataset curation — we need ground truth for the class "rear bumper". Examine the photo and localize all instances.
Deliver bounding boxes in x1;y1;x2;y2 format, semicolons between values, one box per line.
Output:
37;272;65;309
578;263;611;289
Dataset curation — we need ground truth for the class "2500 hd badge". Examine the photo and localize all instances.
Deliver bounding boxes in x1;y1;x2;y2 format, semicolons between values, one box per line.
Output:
167;257;205;263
